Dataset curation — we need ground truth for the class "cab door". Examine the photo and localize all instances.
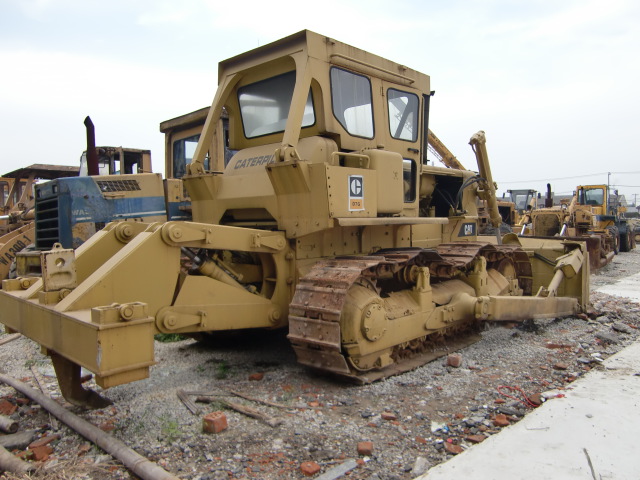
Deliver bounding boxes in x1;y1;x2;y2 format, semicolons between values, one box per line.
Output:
381;82;423;212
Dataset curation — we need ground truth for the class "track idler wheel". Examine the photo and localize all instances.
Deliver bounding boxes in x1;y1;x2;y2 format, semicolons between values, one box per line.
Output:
342;283;394;371
361;299;387;342
50;352;112;409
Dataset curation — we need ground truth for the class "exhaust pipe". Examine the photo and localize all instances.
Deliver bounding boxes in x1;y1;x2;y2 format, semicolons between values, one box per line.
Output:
545;183;553;208
84;116;99;176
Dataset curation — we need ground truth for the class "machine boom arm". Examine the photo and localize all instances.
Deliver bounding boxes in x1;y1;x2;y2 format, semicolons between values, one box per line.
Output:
470;131;502;242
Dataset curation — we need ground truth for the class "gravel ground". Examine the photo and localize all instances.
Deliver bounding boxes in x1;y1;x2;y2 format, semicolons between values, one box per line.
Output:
1;249;639;479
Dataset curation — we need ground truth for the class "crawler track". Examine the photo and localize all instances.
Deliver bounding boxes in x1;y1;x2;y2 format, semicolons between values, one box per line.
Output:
288;242;531;383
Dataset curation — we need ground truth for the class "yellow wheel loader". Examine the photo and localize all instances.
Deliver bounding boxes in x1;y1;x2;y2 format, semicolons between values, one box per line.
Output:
0;31;589;408
528;184;635;270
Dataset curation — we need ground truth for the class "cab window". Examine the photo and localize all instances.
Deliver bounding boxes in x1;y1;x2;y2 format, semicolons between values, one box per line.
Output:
238;71;315;138
581;188;604;206
330;67;374;138
388;88;419;142
173;134;210;179
0;181;9;206
403;159;416;202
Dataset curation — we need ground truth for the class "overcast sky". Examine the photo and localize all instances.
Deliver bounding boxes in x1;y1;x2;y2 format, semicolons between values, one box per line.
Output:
2;0;639;203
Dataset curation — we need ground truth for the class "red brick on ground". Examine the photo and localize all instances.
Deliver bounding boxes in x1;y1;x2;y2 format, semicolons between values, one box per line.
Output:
29;434;60;449
203;411;228;433
300;461;321;476
29;444;53;461
493;413;510;427
447;354;462;367
465;434;487;444
0;399;17;415
357;441;374;456
444;442;463;454
529;393;543;406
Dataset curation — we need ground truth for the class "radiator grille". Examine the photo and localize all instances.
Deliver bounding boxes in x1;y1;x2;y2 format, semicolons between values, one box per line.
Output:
97;179;141;192
35;189;60;250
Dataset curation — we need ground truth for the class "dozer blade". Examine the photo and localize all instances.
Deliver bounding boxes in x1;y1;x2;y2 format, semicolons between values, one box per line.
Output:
0;222;177;396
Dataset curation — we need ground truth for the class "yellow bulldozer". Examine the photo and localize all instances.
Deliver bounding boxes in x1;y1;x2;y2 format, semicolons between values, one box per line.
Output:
0;30;589;408
528;183;634;270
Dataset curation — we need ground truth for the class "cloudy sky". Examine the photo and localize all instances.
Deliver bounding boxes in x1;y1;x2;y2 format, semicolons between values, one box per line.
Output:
2;0;639;203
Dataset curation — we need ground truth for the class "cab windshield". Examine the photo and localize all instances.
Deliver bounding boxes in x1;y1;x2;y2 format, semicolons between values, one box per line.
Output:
79;152;112;176
580;188;604;206
238;71;315;138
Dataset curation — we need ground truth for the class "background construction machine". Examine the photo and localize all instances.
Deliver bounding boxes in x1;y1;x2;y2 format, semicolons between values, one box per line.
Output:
33;110;233;251
573;184;635;252
504;188;538;234
527;183;635;270
14;109;230;278
33;117;174;252
0;164;79;279
0;30;589;408
427;131;516;234
506;189;538;215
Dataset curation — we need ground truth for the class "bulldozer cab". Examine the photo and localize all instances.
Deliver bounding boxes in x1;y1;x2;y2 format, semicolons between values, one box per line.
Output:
213;42;428;158
575;184;617;227
78;147;152;176
507;189;538;215
186;30;435;230
160;107;232;179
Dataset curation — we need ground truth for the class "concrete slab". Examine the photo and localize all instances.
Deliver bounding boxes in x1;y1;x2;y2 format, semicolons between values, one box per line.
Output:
417;275;640;480
595;271;640;302
417;340;640;480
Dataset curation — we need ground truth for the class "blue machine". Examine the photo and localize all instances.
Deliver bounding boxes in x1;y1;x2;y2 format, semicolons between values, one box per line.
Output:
35;174;191;249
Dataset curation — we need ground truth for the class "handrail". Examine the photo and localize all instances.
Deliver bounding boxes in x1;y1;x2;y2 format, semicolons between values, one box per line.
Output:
331;152;370;169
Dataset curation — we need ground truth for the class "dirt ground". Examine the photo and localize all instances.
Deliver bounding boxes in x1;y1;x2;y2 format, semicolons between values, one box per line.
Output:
0;249;639;480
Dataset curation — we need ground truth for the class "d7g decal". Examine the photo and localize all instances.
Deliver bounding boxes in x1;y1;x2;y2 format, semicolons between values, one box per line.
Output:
458;222;477;237
349;175;364;211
